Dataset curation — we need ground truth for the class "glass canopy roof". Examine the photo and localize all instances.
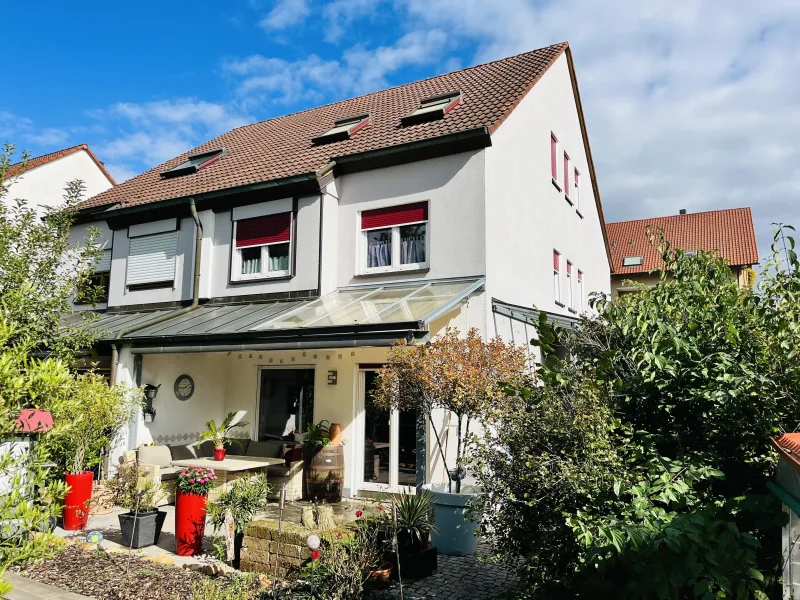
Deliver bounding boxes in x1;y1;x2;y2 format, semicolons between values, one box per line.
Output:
251;278;483;331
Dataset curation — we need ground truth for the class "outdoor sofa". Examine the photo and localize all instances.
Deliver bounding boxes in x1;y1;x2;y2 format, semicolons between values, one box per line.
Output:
120;439;304;504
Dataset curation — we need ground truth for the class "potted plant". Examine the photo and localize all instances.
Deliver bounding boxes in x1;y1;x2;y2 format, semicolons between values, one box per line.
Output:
175;465;217;556
104;464;166;548
208;473;270;567
198;411;248;461
373;328;527;555
387;490;439;578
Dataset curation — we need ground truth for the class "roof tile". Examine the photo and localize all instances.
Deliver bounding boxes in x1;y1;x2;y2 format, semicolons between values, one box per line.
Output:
607;208;758;273
5;144;116;185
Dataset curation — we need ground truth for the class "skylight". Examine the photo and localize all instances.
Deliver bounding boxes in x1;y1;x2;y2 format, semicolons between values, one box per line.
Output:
312;114;370;145
684;250;698;258
401;91;462;125
622;256;644;267
161;149;224;178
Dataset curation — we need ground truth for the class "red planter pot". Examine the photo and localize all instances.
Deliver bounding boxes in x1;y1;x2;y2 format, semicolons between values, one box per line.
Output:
63;471;94;531
213;448;226;461
175;490;208;556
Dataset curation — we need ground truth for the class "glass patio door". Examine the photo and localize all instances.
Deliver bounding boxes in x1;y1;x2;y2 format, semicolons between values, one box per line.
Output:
359;369;418;492
256;368;315;441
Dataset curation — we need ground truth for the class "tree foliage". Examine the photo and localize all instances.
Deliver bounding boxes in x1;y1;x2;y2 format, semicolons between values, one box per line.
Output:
469;231;800;599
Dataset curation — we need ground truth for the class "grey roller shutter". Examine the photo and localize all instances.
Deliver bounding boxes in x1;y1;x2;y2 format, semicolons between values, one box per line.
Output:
127;231;177;286
95;249;112;273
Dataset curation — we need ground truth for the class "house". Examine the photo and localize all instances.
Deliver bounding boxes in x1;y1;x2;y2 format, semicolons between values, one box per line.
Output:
68;41;611;497
607;207;758;297
768;434;800;599
3;144;116;215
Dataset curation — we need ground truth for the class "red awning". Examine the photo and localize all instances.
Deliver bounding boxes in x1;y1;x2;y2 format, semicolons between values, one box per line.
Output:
15;409;54;434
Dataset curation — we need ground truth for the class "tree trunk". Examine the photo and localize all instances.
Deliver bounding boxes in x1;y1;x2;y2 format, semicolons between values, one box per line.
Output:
428;414;452;492
455;414;463;494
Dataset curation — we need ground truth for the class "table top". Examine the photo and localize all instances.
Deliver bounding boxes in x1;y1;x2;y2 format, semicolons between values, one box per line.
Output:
171;455;285;472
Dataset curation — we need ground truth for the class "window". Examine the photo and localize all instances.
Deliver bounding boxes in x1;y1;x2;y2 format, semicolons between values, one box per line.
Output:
232;212;292;280
684;250;698;258
574;168;580;211
127;231;178;289
566;261;574;309
550;133;559;187
563;153;571;200
401;92;461;125
161;148;224;178
312;114;370;144
578;270;584;312
622;256;643;267
361;202;428;272
553;250;561;304
77;248;111;304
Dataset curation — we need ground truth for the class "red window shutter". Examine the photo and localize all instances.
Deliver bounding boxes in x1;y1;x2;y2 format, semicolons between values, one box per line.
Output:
567;262;572;275
564;154;569;191
578;270;583;281
235;213;291;248
550;135;557;179
553;251;560;271
574;169;579;188
361;202;428;230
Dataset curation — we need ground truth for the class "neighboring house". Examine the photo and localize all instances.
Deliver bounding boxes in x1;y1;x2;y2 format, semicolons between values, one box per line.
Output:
3;144;116;215
69;42;611;496
607;208;758;297
768;434;800;599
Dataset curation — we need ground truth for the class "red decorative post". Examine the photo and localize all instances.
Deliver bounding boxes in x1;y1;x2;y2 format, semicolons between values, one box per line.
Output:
174;466;216;556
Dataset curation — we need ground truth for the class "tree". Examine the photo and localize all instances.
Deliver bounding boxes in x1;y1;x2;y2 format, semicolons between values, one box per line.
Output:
373;328;529;493
469;232;800;598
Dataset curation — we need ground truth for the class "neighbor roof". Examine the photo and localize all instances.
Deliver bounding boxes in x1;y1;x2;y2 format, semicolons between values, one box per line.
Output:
5;144;116;185
78;43;571;212
607;207;758;273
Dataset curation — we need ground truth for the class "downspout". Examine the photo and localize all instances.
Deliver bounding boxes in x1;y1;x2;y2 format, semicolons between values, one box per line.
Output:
109;197;204;386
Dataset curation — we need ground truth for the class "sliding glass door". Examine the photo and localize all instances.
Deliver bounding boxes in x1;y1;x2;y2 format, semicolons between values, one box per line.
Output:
359;369;419;492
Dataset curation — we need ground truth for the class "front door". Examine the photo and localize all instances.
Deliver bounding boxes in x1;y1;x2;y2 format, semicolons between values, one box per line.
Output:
256;368;315;441
358;369;419;493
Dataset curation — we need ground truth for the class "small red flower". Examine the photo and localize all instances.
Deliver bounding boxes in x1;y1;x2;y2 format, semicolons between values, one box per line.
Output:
377;506;384;511
337;531;343;538
311;549;320;561
355;510;363;518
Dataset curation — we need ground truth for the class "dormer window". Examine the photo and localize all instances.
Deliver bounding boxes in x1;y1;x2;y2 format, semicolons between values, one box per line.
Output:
401;91;462;125
622;256;643;267
312;114;370;145
161;148;224;178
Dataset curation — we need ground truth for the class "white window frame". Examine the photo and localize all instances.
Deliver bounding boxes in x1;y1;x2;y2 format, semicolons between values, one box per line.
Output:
231;220;293;282
359;210;430;275
567;261;574;309
553;250;561;304
563;153;571;203
578;270;584;312
574;168;581;213
551;132;561;191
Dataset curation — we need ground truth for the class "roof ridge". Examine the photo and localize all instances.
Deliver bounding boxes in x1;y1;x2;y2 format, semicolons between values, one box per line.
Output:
608;206;753;226
229;42;570;134
7;143;88;169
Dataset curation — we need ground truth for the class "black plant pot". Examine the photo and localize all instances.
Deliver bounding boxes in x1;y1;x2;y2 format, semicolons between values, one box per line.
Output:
389;545;438;580
119;510;167;549
233;532;244;568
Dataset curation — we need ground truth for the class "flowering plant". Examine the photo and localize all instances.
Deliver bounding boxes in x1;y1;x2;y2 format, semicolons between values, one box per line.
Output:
176;466;217;495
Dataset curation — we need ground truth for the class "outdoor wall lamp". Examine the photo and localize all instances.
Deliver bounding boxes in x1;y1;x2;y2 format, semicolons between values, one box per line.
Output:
143;384;161;422
327;370;338;385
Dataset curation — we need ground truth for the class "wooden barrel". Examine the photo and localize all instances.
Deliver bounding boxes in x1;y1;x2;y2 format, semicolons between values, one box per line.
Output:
305;445;344;503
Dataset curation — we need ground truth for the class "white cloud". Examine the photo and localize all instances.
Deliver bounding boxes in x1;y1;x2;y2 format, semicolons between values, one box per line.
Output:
322;0;383;43
393;0;800;262
259;0;310;30
22;128;69;146
224;29;449;104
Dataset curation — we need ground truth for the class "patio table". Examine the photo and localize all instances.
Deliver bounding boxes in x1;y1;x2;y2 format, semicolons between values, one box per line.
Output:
171;456;285;501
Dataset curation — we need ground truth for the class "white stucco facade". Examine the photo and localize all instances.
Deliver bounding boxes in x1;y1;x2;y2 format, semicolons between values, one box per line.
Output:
4;148;114;213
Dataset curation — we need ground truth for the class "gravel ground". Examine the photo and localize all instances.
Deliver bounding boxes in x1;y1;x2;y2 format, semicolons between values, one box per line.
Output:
21;546;230;600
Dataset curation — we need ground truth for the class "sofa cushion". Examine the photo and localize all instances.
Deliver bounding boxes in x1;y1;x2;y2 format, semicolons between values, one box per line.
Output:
281;443;302;466
266;464;292;478
195;440;216;458
159;467;180;481
246;440;283;458
138;445;172;468
225;438;250;456
168;444;197;461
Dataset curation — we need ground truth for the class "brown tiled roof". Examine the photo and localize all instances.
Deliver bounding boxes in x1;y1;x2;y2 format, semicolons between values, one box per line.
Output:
772;433;800;471
78;43;569;211
607;208;759;273
5;144;116;185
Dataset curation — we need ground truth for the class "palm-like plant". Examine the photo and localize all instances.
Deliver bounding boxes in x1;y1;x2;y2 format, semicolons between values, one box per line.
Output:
392;490;438;550
198;411;248;450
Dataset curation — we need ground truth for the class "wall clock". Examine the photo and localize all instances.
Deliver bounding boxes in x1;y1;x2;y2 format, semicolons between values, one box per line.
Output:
174;374;195;401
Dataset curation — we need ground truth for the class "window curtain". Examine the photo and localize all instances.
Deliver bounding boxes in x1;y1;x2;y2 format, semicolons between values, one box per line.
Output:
241;253;261;274
401;233;425;264
268;252;290;272
368;236;392;268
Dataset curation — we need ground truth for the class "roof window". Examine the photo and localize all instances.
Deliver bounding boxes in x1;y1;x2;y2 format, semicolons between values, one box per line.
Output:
622;256;644;267
401;91;462;125
161;148;224;178
684;250;698;258
312;114;370;145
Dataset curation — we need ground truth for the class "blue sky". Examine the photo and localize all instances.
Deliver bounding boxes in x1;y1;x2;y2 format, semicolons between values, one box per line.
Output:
5;1;800;262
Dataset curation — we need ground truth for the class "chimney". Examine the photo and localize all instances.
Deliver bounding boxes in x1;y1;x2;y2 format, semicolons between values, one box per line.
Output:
679;209;687;215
